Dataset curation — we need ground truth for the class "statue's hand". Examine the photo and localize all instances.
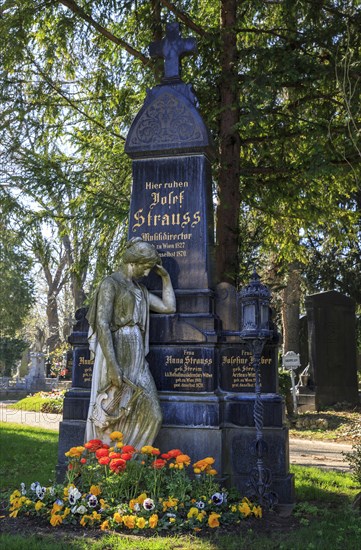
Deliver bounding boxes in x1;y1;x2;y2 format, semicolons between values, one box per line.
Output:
109;365;123;388
153;264;169;278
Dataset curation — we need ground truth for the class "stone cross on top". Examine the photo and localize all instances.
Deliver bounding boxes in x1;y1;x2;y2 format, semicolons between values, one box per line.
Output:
149;22;197;81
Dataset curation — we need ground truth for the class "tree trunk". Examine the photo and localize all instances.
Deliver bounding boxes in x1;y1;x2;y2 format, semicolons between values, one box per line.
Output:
46;288;61;352
215;0;241;285
281;263;302;354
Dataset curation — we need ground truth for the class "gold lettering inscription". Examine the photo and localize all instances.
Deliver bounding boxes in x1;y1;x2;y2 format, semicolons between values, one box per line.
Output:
79;357;94;366
164;349;213;390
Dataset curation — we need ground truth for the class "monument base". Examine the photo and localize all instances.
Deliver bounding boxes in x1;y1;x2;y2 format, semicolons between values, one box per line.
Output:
56;419;87;482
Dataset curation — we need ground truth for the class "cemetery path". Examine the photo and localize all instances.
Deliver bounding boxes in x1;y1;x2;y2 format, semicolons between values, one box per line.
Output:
0;403;354;471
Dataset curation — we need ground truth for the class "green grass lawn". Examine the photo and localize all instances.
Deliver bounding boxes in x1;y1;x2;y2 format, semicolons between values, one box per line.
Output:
0;421;360;550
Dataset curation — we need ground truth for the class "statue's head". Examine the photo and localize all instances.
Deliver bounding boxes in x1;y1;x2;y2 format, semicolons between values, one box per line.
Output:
122;237;160;268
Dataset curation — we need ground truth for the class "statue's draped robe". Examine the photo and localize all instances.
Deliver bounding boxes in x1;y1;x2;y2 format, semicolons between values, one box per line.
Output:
85;274;162;447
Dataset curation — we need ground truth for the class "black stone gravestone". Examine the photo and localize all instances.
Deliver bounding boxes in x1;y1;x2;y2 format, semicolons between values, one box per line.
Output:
124;23;294;508
305;290;359;409
56;307;92;480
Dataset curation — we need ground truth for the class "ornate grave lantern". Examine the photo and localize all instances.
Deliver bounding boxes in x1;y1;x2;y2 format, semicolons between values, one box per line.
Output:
239;270;272;340
239;270;277;509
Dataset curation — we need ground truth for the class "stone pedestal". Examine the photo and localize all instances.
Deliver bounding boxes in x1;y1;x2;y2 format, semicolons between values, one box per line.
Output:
25;352;46;392
56;308;92;481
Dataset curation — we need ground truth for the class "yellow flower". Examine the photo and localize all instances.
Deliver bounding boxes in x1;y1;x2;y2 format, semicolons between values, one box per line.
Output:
110;431;123;441
89;485;101;496
92;511;102;522
80;515;90;527
208;512;221;528
50;514;63;527
62;507;71;519
123;515;136;529
169;517;176;523
51;502;63;515
35;501;45;512
149;514;158;528
187;507;199;519
101;520;110;531
9;509;19;518
65;446;85;458
208;469;217;476
99;498;108;509
113;512;123;524
197;511;207;522
136;517;146;529
238;501;251;517
10;490;21;503
162;497;178;511
137;493;147;504
253;505;262;518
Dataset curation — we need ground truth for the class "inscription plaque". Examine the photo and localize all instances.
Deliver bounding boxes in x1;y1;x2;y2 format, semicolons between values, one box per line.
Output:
148;346;215;392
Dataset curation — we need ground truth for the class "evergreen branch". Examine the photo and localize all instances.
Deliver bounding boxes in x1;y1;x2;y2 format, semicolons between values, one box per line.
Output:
26;50;126;141
158;0;206;36
56;0;151;65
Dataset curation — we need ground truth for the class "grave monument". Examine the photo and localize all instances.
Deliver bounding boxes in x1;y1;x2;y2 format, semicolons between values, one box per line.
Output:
125;22;294;506
57;23;294;508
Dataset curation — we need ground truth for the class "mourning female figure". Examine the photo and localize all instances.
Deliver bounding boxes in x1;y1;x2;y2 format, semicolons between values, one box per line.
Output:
85;238;176;447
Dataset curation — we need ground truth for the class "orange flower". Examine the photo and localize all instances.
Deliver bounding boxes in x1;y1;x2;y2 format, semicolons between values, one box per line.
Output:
50;514;63;527
89;485;101;496
175;454;191;466
113;512;123;523
100;520;109;530
149;513;158;528
123;515;136;529
98;456;110;466
208;512;221;528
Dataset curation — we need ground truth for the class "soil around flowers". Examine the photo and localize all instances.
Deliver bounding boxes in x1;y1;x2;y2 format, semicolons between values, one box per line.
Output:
0;510;301;540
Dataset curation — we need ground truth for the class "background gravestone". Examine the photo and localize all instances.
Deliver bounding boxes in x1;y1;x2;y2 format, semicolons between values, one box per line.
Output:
305;290;359;409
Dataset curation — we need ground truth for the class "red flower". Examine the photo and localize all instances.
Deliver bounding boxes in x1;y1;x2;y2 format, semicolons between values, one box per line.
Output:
152;459;167;469
98;456;110;466
161;453;171;460
80;458;87;464
108;452;122;459
121;445;136;454
109;458;127;473
102;444;110;449
96;448;110;459
84;439;104;452
121;453;133;461
167;449;183;458
151;448;160;456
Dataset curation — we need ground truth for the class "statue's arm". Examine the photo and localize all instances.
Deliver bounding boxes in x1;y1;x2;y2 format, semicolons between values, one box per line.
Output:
148;265;176;314
95;279;123;387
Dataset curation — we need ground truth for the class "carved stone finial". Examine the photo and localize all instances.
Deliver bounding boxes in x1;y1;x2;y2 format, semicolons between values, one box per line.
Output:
149;22;197;82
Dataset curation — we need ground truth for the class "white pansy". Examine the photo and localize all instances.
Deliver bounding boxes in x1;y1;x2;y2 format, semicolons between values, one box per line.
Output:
143;498;155;511
20;483;26;495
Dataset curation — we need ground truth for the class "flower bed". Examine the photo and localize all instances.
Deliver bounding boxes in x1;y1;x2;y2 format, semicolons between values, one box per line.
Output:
8;431;262;533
